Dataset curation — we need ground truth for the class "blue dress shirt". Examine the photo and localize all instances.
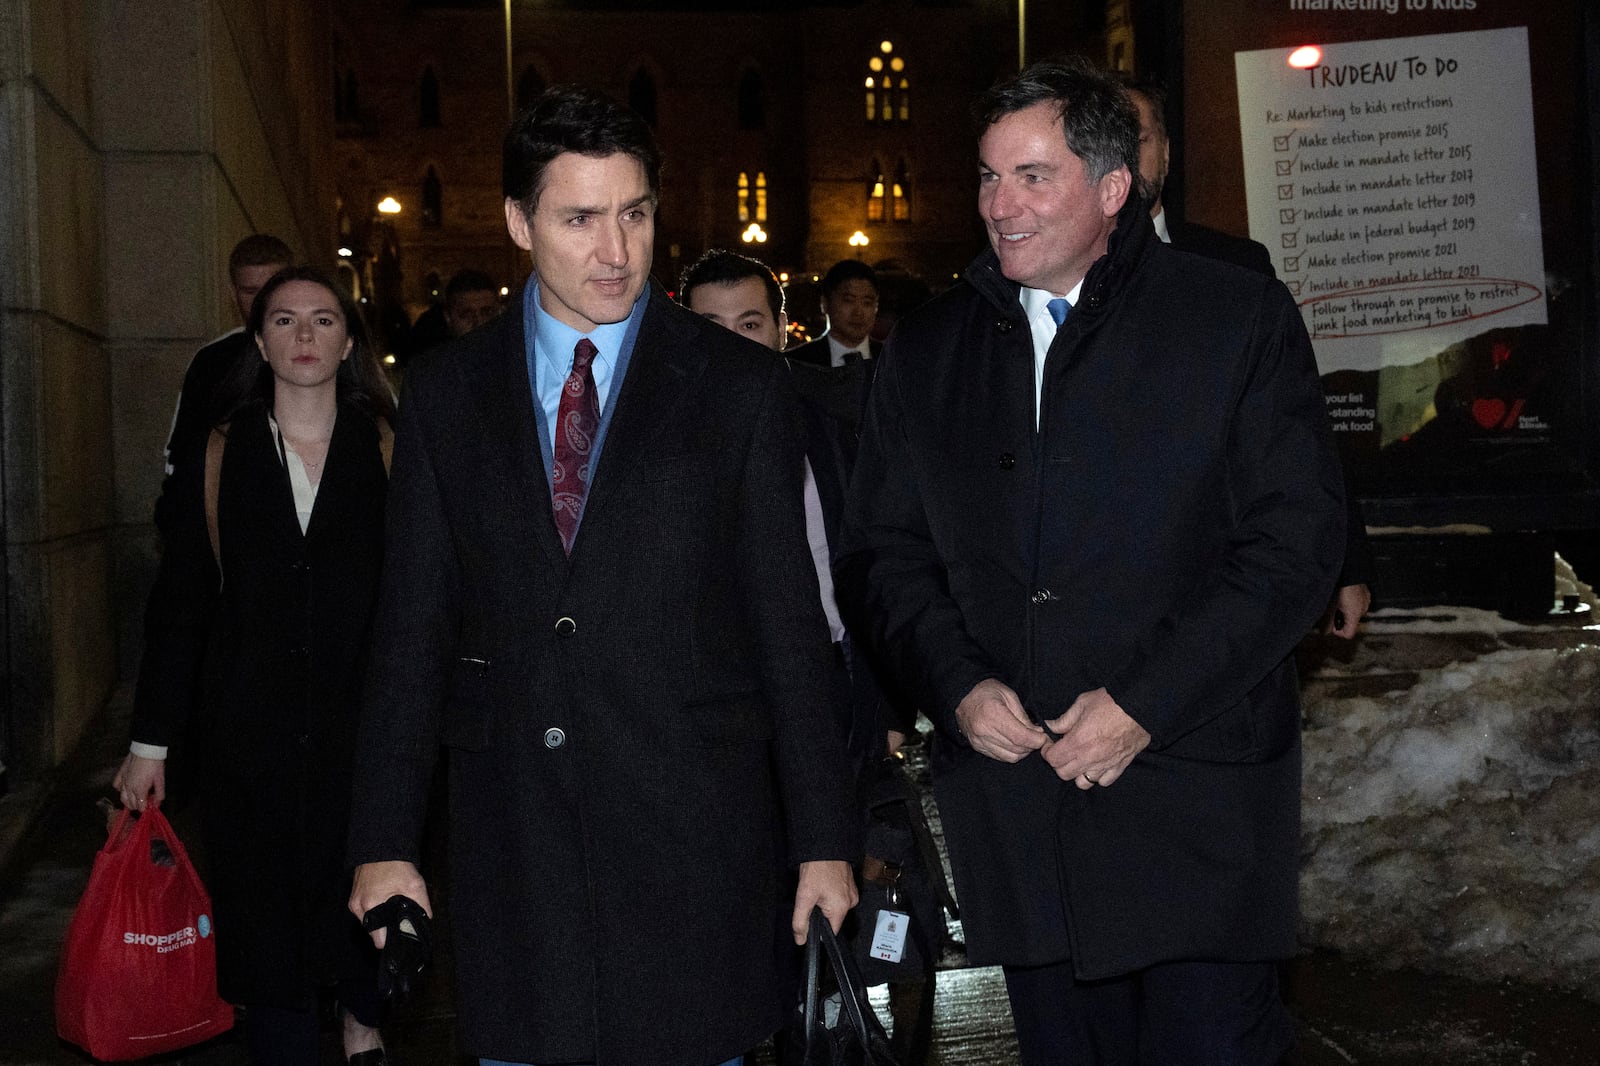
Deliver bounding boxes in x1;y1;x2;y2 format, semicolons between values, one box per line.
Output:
523;280;648;496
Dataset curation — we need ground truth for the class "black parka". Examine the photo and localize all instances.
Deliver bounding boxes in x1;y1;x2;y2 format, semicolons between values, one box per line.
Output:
837;205;1346;977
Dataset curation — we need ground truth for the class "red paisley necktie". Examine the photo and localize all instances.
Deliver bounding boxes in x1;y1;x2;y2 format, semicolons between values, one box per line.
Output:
552;337;600;554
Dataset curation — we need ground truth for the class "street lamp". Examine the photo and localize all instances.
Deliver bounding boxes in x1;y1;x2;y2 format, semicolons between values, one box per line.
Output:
848;230;869;248
742;223;768;244
376;196;402;215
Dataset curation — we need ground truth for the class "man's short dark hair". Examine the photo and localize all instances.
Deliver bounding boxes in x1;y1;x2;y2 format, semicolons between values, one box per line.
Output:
445;269;498;303
973;56;1141;188
503;85;662;213
228;234;293;278
1119;72;1168;140
677;249;784;321
819;259;878;298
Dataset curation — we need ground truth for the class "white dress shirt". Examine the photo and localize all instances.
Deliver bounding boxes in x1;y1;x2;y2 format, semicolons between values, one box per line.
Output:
825;334;873;368
1019;281;1085;428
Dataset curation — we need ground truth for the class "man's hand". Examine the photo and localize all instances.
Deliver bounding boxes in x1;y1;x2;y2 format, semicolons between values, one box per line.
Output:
1042;688;1151;790
1319;583;1371;639
350;861;432;949
885;729;907;757
954;678;1047;762
113;753;165;812
791;859;858;945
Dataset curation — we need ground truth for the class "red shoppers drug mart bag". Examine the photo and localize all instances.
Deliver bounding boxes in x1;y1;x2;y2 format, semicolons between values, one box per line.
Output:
56;806;234;1060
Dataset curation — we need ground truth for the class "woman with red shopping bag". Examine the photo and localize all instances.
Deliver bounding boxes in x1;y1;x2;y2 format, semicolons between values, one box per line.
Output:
113;266;396;1065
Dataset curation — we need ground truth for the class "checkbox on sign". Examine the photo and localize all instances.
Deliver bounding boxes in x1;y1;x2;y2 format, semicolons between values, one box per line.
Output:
1277;184;1294;201
1274;134;1292;151
1286;280;1303;296
1281;232;1299;249
1280;208;1297;225
1282;255;1301;273
1275;159;1294;176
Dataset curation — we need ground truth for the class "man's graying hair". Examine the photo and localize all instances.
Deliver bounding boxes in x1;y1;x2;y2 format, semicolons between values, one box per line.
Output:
973;56;1141;188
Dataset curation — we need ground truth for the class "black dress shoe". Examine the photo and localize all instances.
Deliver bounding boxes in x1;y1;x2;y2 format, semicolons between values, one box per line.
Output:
347;1050;387;1066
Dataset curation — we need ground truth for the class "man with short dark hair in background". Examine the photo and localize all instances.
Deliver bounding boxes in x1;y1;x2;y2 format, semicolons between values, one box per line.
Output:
442;269;503;338
155;232;292;535
347;88;857;1066
788;258;881;369
839;58;1345;1064
787;258;882;435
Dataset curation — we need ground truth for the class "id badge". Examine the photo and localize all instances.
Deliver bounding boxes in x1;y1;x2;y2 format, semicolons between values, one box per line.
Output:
870;909;911;963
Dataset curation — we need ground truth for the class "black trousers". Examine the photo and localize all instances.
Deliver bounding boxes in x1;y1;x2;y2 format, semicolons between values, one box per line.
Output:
241;979;386;1066
1002;958;1294;1066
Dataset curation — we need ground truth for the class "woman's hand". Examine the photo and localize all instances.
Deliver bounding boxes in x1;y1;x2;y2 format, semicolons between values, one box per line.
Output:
113;753;166;812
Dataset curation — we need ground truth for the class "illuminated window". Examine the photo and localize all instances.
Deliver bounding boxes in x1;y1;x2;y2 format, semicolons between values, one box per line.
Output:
865;44;908;123
867;159;885;222
419;66;440;126
421;166;442;228
737;171;768;225
892;159;910;222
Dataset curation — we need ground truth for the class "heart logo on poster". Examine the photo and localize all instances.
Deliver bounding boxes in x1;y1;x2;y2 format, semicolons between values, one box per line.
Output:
1471;398;1507;430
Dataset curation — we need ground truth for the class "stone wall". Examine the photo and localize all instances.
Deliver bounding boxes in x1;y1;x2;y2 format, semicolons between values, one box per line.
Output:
0;0;333;784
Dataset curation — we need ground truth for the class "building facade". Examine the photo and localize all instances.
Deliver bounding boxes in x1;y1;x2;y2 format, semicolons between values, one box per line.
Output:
329;0;1054;335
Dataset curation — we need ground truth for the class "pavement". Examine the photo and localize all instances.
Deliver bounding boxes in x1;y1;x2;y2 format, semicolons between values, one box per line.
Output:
2;678;1598;1065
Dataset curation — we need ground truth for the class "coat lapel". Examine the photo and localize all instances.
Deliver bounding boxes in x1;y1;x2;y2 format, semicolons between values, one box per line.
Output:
236;415;308;552
466;308;569;572
966;254;1043;570
571;288;699;546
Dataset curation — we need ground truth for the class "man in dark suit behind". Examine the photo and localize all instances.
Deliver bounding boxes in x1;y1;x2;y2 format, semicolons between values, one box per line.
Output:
786;259;882;431
347;87;857;1066
1125;73;1375;637
154;233;291;536
838;58;1345;1064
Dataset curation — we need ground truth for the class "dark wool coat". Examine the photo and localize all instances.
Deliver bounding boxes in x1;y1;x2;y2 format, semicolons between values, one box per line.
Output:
347;283;858;1066
836;206;1346;978
133;403;388;1006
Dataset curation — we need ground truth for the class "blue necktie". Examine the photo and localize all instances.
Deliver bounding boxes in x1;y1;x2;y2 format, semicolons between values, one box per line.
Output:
1047;297;1071;327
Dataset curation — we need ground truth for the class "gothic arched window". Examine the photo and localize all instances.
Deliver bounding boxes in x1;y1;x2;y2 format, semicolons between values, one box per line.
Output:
628;68;658;128
892;159;911;222
419;67;441;126
865;43;908;123
866;159;886;223
737;70;764;130
422;167;442;228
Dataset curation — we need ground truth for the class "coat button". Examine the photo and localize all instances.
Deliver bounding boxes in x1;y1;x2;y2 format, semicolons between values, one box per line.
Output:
544;727;566;749
1032;588;1054;605
999;452;1016;470
554;617;577;637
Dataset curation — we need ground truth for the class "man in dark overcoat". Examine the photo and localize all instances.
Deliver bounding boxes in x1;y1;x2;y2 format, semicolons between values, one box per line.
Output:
347;87;858;1066
836;58;1346;1064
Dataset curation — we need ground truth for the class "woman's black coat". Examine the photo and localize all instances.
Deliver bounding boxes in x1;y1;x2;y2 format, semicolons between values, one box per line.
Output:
133;402;388;1006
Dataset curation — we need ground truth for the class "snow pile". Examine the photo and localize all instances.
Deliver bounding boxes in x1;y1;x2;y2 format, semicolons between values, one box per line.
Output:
1299;616;1600;999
